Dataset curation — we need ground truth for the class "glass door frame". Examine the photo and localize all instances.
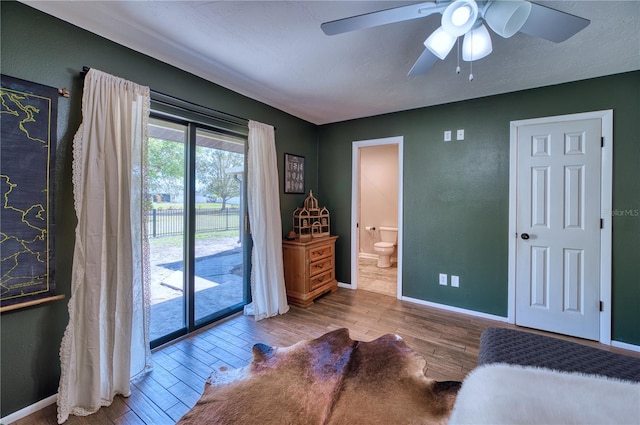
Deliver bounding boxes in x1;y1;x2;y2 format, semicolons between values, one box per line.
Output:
149;108;251;349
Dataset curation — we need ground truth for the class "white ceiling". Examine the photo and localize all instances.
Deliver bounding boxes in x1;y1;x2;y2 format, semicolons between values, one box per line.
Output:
23;1;640;125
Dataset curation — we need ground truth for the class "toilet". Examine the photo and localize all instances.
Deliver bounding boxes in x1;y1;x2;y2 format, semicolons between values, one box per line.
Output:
374;226;398;268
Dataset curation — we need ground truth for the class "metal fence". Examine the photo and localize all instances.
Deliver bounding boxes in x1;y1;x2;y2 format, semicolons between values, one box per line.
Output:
148;208;240;238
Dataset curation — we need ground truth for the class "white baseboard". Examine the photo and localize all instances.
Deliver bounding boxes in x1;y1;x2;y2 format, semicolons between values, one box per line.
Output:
340;281;509;322
612;340;640;353
393;295;640;352
1;393;57;424
401;295;510;323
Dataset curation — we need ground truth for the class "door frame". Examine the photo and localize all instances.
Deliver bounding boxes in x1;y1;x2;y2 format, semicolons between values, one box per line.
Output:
349;136;404;299
148;111;250;349
507;110;613;344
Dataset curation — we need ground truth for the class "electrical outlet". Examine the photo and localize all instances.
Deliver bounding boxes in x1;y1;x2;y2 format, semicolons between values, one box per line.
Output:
444;131;452;142
456;129;465;140
439;273;448;286
451;275;460;288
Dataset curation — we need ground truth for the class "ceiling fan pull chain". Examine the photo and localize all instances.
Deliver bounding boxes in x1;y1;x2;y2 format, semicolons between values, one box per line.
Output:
456;38;461;74
469;32;474;81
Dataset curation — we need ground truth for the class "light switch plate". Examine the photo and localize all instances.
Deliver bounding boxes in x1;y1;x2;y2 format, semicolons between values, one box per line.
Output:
439;273;448;286
456;129;464;140
444;131;452;142
451;275;459;287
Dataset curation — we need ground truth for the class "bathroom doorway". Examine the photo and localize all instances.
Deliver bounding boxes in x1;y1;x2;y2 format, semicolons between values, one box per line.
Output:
350;136;403;298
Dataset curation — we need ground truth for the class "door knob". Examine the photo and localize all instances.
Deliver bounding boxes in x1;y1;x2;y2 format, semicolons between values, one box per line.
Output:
521;233;530;240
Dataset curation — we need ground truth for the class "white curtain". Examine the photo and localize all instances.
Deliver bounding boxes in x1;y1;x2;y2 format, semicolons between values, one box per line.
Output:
57;69;152;424
243;120;289;321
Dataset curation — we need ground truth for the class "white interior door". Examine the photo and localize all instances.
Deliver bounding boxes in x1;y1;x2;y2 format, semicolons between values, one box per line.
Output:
515;118;602;340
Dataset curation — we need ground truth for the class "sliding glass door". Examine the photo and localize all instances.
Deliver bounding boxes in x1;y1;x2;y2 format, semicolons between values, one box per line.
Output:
194;128;246;323
148;119;187;342
148;116;249;348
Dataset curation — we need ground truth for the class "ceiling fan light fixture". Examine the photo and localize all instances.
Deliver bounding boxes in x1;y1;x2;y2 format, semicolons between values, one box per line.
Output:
462;23;493;61
484;0;532;38
424;26;457;60
452;6;472;26
442;0;479;36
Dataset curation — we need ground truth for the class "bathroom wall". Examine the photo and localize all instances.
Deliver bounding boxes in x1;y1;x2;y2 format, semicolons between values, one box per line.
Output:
359;144;399;255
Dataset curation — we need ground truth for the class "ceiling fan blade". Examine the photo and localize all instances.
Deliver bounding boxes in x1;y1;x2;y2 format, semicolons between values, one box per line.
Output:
519;2;590;43
408;48;439;76
321;1;445;36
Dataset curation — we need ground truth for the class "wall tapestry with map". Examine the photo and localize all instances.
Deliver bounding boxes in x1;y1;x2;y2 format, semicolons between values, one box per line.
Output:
1;75;57;310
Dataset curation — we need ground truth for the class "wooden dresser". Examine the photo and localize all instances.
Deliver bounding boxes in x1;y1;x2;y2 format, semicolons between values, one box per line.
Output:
282;235;338;307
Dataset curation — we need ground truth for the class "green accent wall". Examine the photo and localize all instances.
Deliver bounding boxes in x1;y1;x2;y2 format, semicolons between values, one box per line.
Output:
0;1;317;417
318;71;640;346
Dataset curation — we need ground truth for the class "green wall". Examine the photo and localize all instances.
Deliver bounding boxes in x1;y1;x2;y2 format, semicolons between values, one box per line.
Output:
0;2;317;417
318;71;640;345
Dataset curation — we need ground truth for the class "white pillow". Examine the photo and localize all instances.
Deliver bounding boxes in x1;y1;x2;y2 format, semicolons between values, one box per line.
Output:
449;363;640;425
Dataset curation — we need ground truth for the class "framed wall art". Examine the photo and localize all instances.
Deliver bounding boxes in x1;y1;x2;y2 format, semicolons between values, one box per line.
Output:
1;74;63;312
284;153;305;194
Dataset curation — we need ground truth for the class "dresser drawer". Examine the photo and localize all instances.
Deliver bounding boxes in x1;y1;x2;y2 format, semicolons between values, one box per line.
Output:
309;257;333;277
309;243;333;262
282;235;338;307
309;270;333;291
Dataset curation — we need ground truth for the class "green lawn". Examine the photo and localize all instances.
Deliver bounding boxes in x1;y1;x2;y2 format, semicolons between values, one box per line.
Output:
152;202;228;210
149;229;240;248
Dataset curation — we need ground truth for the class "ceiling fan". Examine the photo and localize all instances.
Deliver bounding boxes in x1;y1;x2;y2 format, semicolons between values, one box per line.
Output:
321;0;590;78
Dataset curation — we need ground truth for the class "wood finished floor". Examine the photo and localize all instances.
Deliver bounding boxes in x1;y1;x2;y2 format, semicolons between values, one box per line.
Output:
13;288;640;425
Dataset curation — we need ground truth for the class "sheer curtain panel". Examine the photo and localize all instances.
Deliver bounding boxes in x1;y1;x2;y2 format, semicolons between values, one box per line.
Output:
243;120;289;321
57;69;151;423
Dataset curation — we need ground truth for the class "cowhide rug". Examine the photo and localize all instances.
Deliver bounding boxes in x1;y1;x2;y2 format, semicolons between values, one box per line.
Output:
177;328;461;425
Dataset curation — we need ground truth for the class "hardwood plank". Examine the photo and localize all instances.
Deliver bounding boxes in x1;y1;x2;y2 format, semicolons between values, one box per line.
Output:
120;386;174;425
101;396;132;423
164;402;191;423
145;362;181;389
13;404;57;425
131;374;180;412
200;331;253;357
151;351;182;371
164;347;218;379
172;340;221;366
165;381;202;409
167;364;209;393
111;410;146;425
206;345;251;368
206;326;252;349
17;287;640;425
183;335;216;353
73;409;113;425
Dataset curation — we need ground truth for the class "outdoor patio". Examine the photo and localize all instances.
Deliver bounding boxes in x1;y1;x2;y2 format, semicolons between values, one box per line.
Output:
149;238;245;341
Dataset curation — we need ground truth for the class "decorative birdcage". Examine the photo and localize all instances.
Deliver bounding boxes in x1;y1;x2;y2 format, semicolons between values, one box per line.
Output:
292;190;330;240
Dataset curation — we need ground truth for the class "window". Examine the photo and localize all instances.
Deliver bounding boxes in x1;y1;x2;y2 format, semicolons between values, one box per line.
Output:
147;97;249;348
